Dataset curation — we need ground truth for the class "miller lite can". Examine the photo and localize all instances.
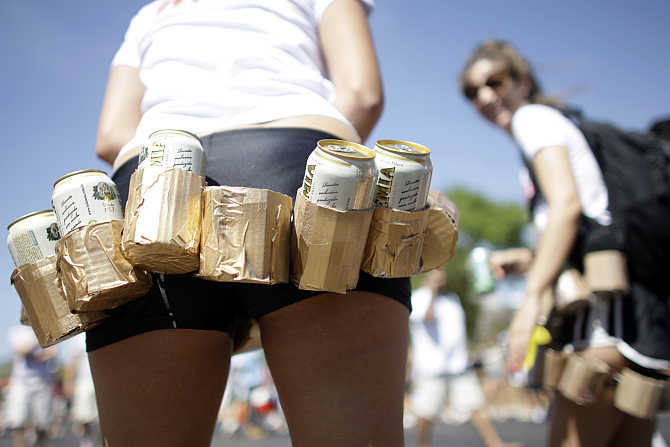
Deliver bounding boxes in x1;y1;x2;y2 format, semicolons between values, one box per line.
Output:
52;170;123;237
139;129;206;176
373;140;432;211
301;140;377;211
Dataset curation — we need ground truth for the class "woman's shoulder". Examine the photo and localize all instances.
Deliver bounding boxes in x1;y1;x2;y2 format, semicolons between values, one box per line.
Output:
511;104;584;158
512;104;579;138
513;103;567;125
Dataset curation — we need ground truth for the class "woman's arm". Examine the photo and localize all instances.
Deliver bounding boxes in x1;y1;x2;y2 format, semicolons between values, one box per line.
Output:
526;146;582;296
506;146;582;370
319;0;384;143
95;65;144;166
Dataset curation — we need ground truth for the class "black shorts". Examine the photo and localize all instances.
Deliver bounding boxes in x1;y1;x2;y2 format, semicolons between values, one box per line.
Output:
86;128;411;352
547;280;670;368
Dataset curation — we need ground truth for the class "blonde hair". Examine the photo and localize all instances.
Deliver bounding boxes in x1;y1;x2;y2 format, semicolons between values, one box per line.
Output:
461;40;560;107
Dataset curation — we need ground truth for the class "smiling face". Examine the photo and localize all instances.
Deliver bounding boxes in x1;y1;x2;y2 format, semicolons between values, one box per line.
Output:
462;58;531;131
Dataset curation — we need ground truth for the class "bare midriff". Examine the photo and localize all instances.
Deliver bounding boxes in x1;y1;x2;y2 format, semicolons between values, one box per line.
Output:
112;115;359;173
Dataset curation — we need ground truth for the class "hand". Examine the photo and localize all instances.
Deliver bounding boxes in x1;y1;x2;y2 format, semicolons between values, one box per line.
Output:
505;296;540;372
489;247;533;279
427;189;459;227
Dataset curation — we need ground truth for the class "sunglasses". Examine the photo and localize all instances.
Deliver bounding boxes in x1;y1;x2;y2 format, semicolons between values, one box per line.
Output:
463;71;509;101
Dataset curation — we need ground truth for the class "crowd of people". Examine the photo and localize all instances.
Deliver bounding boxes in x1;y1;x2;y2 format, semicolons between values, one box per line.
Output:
3;0;669;446
0;329;99;447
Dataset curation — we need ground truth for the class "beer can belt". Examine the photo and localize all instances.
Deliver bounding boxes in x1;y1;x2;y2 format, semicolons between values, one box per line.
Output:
121;166;204;274
57;220;152;312
198;186;292;284
11;256;107;347
361;206;429;278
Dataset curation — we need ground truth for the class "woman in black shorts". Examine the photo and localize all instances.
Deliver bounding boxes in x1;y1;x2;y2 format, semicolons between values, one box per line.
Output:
91;1;410;446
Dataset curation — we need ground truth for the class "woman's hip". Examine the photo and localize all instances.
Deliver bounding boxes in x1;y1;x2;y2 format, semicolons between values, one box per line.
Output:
202;127;338;198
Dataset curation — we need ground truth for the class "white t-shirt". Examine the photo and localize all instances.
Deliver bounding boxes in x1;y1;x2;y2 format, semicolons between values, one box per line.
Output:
112;0;373;164
410;288;469;378
511;104;611;228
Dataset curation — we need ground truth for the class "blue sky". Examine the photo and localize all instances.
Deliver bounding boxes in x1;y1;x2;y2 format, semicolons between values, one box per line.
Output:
1;0;668;359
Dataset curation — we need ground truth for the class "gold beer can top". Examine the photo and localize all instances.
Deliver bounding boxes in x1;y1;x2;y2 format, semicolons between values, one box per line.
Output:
376;140;431;157
317;139;375;160
53;169;109;188
7;210;54;231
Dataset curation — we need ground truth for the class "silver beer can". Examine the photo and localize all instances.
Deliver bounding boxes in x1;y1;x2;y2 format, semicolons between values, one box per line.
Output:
301;139;377;211
7;210;62;268
139;129;206;176
373;140;433;211
52;170;124;236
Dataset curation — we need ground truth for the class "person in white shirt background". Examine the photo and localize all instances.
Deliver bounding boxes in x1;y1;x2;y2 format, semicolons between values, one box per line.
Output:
3;325;56;447
88;1;411;446
408;269;522;447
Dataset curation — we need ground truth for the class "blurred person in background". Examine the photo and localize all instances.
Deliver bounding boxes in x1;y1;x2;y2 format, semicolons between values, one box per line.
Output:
89;1;411;446
461;40;670;447
4;325;56;447
63;335;99;447
408;269;522;447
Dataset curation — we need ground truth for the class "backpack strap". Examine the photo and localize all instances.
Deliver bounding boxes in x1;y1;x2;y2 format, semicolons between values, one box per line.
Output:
564;109;670;207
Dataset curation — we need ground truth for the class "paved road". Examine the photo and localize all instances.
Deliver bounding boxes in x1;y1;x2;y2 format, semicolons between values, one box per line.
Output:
0;421;543;447
217;414;670;446
1;414;668;446
211;419;548;447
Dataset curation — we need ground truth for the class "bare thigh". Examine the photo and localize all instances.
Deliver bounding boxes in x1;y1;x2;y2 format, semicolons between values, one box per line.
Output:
549;346;642;447
260;291;410;447
88;329;233;447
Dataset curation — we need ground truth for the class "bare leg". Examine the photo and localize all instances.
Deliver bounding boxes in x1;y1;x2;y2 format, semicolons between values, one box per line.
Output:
609;414;655;447
416;417;433;447
549;346;627;447
88;329;232;447
10;429;26;447
33;429;49;446
73;422;98;447
260;291;409;447
471;409;524;447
